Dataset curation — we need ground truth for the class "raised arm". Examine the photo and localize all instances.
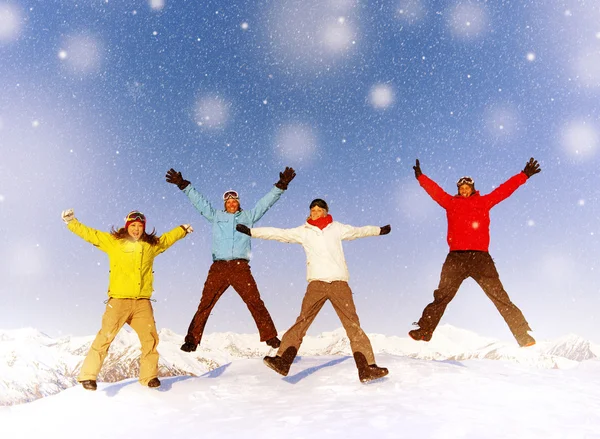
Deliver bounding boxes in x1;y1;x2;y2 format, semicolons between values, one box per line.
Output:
166;168;217;222
154;224;193;255
247;167;296;224
62;209;114;251
485;158;540;208
414;160;453;208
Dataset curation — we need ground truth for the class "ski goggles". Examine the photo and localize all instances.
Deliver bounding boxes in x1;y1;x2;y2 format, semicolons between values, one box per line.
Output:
456;176;474;187
125;211;146;223
223;190;239;201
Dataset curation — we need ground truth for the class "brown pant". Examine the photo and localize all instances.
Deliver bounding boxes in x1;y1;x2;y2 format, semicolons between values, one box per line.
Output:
185;260;277;346
417;251;531;340
78;298;159;385
277;280;376;364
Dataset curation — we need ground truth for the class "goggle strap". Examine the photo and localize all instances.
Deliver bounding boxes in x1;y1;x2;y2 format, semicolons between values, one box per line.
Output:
125;212;146;222
223;190;239;200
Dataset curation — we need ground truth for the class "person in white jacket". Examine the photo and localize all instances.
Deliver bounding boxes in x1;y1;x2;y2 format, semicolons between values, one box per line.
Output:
236;198;391;383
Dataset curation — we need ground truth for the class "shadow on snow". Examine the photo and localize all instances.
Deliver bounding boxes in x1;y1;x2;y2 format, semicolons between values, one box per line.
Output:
283;356;351;384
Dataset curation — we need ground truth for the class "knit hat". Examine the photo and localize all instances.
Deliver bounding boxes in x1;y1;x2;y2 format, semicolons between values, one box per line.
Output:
125;211;146;230
309;198;329;211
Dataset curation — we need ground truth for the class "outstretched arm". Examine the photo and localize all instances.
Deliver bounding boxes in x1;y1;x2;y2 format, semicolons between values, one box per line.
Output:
237;224;304;244
62;208;113;250
339;223;385;241
166;168;217;222
414;159;453;209
154;224;193;255
485;158;540;207
248;166;296;223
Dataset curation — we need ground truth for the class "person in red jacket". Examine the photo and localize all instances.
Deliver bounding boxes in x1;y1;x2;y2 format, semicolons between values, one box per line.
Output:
409;158;541;347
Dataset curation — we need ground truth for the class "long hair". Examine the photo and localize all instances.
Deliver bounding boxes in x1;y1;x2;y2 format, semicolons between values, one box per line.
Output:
110;227;160;246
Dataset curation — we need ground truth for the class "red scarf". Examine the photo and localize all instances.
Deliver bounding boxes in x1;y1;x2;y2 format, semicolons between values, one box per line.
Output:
307;214;333;230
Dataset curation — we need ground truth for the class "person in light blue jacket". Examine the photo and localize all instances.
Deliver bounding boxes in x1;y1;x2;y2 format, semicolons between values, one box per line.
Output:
166;167;296;352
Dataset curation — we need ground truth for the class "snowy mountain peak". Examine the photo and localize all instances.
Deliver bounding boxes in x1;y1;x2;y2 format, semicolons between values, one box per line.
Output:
1;325;599;406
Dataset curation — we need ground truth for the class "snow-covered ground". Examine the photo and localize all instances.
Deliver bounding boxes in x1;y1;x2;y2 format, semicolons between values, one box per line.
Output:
2;354;600;439
1;326;600;438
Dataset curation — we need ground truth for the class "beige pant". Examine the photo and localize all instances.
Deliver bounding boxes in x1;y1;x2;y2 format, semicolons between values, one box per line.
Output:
78;298;159;386
278;280;376;364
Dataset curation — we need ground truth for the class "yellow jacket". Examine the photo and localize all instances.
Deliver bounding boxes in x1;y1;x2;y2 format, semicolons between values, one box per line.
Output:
67;219;187;299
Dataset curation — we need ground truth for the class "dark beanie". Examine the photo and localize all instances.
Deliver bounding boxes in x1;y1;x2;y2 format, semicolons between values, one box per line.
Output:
309;198;329;211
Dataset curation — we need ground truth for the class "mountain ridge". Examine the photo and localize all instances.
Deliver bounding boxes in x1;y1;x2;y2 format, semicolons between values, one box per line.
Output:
1;324;597;406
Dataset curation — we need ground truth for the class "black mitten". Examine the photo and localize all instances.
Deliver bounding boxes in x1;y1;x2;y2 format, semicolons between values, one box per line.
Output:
236;224;251;236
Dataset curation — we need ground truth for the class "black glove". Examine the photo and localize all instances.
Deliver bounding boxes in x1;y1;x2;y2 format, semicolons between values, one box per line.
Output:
166;168;190;190
379;225;391;235
523;158;541;178
275;167;296;190
236;224;251;236
413;159;422;179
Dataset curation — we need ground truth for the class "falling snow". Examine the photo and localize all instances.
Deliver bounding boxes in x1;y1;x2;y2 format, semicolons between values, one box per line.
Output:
0;0;599;378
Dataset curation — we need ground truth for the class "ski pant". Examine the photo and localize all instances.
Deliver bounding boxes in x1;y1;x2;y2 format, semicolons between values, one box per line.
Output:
416;251;532;341
277;280;376;365
78;298;159;385
184;259;277;346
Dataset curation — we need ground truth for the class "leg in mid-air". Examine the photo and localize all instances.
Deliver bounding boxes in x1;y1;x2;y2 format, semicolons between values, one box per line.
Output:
410;252;469;341
229;260;280;348
263;281;329;376
181;262;231;352
471;253;535;347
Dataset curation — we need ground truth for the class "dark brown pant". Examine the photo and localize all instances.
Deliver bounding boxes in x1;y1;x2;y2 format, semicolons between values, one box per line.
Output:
185;260;277;346
417;251;531;340
278;280;376;364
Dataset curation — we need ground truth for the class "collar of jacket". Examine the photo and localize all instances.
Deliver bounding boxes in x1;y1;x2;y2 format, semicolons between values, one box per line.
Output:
453;191;481;198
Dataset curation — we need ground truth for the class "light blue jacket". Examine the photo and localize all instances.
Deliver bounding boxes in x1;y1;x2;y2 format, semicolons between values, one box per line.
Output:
183;185;284;261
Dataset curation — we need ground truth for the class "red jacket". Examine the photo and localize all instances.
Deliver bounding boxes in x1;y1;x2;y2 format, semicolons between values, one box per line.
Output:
418;172;528;252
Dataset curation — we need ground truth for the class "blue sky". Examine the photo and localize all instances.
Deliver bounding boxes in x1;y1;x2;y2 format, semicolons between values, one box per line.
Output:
1;0;599;343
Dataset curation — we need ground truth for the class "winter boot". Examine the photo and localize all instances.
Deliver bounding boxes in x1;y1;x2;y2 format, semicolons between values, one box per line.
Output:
80;380;97;391
408;324;432;342
147;378;161;388
353;352;389;383
516;332;536;348
265;336;281;349
263;346;297;376
180;341;197;352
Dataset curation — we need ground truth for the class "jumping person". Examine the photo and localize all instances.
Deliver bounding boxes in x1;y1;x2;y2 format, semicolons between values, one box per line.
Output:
166;167;295;352
62;209;192;390
409;158;541;347
236;198;390;383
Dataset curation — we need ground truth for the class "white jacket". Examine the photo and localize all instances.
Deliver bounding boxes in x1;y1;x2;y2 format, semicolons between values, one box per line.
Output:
251;221;381;283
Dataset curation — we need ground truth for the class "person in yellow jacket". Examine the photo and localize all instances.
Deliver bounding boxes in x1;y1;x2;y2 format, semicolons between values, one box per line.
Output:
61;208;193;391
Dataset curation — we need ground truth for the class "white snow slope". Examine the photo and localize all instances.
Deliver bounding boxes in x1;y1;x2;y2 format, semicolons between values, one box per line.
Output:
1;325;600;439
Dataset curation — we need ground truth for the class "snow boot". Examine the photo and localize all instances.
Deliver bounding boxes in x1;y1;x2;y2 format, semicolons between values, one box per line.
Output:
147;378;161;388
265;336;281;349
517;332;536;348
180;341;197;352
80;380;97;391
353;352;388;383
408;325;432;342
263;347;297;376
